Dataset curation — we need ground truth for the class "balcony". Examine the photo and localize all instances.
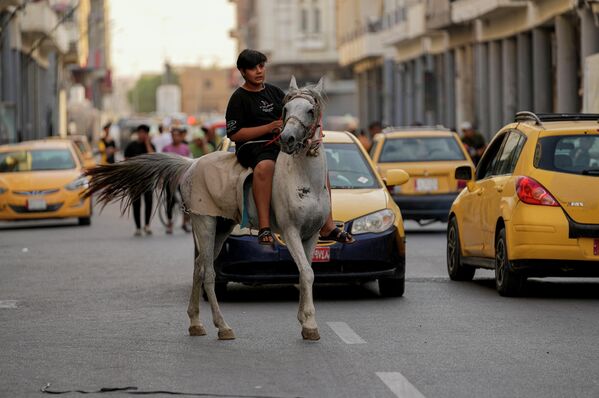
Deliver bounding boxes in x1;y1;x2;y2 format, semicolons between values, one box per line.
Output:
338;28;384;67
383;2;426;46
451;0;528;24
426;0;451;30
20;1;68;53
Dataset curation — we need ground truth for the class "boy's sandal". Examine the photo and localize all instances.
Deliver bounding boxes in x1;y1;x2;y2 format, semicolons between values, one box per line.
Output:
320;227;355;244
258;228;275;246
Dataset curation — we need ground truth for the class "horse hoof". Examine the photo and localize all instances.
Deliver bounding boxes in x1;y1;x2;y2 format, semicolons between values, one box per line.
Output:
301;327;320;341
218;328;235;340
188;325;207;336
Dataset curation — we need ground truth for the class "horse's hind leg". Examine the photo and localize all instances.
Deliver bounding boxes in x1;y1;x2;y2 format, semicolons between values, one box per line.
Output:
191;216;235;340
187;214;214;336
284;229;320;341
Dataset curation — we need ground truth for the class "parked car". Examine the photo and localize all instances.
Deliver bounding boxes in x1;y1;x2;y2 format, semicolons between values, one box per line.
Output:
0;139;92;225
447;112;599;296
370;126;474;224
215;131;410;297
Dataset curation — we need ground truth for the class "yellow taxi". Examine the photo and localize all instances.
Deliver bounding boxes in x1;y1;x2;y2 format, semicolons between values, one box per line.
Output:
448;112;599;296
216;131;411;297
49;135;96;169
0;139;92;225
370;127;474;224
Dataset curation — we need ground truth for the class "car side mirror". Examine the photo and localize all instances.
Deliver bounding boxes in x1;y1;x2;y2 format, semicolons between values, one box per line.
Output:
455;165;473;181
383;169;410;187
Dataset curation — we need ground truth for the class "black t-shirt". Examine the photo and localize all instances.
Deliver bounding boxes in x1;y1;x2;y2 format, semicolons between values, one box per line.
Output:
225;83;285;146
124;141;155;158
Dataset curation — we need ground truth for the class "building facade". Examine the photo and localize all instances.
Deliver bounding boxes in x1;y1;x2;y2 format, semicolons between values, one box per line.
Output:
337;0;599;138
178;66;233;117
230;0;356;126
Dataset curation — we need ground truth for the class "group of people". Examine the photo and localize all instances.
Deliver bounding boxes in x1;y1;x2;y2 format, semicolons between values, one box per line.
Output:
97;121;222;236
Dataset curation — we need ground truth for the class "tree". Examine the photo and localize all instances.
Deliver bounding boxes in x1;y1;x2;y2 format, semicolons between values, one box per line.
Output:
127;74;161;114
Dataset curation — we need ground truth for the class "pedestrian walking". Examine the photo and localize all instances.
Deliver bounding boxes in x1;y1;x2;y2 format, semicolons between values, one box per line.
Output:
152;124;172;153
188;127;213;158
98;122;116;164
124;124;156;236
162;127;191;234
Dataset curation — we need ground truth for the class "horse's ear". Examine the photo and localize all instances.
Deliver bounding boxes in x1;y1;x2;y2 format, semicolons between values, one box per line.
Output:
314;77;324;94
289;76;299;91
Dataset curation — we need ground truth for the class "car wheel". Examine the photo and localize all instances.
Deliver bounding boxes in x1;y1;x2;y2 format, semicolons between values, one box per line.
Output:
378;277;405;297
447;218;475;281
202;282;228;302
78;217;91;226
495;228;525;297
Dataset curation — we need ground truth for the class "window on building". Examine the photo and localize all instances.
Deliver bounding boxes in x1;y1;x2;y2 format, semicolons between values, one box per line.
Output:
313;7;320;33
300;8;308;33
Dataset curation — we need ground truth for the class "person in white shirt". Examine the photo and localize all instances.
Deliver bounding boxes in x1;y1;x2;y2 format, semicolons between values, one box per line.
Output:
151;124;172;153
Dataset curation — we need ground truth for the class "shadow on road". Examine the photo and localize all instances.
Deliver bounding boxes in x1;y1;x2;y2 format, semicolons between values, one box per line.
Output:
472;278;599;299
221;282;382;303
0;220;79;231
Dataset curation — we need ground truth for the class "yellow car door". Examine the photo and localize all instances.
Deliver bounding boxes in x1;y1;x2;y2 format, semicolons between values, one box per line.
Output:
460;132;510;256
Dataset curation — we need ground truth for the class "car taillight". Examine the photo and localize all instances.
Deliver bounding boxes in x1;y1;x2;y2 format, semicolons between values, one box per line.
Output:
516;176;559;207
457;180;467;190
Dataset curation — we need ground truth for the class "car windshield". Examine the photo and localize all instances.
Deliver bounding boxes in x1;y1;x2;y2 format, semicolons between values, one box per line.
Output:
535;135;599;176
0;149;76;172
325;143;379;189
380;136;466;162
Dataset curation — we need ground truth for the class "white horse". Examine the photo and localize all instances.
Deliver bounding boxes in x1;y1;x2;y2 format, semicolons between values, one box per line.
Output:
86;77;328;340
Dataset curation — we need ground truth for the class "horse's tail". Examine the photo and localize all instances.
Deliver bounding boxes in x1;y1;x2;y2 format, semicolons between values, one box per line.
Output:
83;153;194;213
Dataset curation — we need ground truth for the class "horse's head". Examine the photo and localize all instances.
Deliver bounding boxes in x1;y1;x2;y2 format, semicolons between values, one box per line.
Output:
279;76;324;155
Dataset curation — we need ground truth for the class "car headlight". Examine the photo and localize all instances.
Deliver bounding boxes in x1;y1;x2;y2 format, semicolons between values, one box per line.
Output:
351;209;395;235
65;175;89;191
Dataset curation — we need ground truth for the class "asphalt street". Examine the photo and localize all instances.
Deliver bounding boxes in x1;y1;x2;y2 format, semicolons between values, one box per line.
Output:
1;204;599;398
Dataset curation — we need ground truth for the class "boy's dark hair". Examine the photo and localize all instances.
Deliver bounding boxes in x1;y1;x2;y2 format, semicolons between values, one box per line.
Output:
236;49;267;70
136;124;150;133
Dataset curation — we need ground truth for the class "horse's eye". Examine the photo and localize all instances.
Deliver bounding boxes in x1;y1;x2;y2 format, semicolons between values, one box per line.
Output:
308;109;314;116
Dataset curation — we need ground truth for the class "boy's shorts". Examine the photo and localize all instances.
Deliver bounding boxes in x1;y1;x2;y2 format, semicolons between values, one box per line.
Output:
236;142;280;169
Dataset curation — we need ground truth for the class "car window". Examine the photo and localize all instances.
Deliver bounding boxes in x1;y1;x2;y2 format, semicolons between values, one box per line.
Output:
476;133;507;180
494;131;526;175
325;143;379;189
379;137;466;163
0;149;76;172
534;134;599;175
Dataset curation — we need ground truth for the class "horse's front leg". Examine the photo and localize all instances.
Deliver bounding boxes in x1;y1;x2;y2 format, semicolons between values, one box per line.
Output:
284;229;320;341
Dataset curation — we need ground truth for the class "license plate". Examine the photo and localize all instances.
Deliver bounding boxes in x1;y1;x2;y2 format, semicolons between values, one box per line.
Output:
312;247;330;262
415;178;438;192
27;198;47;211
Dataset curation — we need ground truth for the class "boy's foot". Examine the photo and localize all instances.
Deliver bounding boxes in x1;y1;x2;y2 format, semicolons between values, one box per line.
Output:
144;225;153;235
319;227;355;244
258;228;274;246
134;229;142;237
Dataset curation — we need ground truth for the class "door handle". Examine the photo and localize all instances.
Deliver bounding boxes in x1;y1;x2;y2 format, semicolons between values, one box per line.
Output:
496;186;504;193
477;188;484;196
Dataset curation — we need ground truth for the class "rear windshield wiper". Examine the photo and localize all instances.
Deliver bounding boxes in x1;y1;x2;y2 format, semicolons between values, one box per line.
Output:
582;168;599;175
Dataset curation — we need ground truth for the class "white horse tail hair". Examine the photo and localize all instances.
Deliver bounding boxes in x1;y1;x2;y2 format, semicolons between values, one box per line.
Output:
83;153;194;214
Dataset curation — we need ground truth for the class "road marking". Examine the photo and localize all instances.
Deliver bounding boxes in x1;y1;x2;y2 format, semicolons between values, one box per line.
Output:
0;300;18;309
376;372;426;398
326;322;366;344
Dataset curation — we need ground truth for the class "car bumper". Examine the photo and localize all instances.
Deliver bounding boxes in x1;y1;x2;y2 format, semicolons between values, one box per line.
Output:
0;191;91;221
392;192;457;221
508;203;599;263
215;227;405;284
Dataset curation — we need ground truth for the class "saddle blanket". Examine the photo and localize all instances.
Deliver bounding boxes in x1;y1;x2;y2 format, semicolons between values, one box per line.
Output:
180;151;253;224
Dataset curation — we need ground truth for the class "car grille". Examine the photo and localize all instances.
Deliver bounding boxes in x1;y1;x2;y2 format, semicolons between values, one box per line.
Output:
9;203;63;213
12;189;60;196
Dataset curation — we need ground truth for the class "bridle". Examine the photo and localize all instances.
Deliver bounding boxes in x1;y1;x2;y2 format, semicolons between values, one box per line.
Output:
266;91;323;156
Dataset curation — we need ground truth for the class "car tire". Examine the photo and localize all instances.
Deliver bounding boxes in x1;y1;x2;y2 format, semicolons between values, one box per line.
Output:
78;217;91;226
447;218;475;281
495;228;525;297
202;282;228;302
378;277;405;297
